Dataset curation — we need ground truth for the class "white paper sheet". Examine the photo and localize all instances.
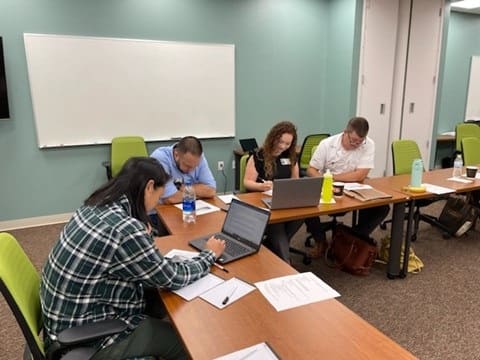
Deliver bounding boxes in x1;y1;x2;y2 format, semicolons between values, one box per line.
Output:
164;249;199;261
174;199;221;216
200;277;256;309
344;182;372;190
262;189;273;196
217;194;239;204
172;273;224;301
422;183;455;195
214;342;279;360
255;272;340;312
447;177;474;184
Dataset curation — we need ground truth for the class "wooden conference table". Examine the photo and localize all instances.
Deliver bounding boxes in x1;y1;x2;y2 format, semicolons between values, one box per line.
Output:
369;167;480;274
155;193;415;359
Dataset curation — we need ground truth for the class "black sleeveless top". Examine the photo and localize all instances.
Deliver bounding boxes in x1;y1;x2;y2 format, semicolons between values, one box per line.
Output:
252;149;295;183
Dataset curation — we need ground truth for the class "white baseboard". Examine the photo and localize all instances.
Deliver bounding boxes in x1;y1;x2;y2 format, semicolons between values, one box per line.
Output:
0;213;72;231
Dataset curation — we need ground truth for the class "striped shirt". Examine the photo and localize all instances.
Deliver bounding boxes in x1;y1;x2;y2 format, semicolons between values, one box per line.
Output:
40;195;215;350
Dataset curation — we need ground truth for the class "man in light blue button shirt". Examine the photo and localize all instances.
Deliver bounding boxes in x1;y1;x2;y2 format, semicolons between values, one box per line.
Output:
150;136;216;204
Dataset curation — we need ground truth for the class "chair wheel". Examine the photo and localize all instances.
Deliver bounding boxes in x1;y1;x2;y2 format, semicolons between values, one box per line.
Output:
442;232;451;239
380;223;387;230
302;256;312;265
305;237;315;247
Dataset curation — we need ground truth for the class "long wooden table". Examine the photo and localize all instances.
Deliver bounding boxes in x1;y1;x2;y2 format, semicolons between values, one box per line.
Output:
369;167;480;275
155;192;416;359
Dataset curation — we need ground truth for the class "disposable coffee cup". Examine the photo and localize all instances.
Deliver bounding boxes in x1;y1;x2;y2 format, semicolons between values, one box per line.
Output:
466;166;478;178
333;182;345;197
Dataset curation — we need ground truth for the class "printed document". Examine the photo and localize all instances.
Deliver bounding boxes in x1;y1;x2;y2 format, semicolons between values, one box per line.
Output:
214;342;279;360
174;199;220;216
255;272;340;311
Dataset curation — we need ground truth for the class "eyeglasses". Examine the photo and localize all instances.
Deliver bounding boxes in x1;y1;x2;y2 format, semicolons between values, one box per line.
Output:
346;132;366;146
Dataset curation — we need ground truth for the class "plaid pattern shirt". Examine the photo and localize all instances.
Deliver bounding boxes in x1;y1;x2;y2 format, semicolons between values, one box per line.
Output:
40;195;215;350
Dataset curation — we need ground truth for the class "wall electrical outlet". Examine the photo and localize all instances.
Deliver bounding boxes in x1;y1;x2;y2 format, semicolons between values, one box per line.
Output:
217;161;224;171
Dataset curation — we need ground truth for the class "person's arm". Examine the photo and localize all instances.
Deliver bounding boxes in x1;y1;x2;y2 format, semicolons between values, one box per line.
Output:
243;156;273;192
192;154;216;198
306;165;322;177
332;168;370;182
110;225;225;290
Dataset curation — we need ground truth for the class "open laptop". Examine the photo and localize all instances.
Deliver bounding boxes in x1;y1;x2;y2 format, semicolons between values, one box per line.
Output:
262;177;323;210
189;198;270;264
239;138;258;153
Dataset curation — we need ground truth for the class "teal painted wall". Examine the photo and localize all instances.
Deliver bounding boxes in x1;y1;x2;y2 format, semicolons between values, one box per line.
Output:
0;0;358;221
437;11;480;134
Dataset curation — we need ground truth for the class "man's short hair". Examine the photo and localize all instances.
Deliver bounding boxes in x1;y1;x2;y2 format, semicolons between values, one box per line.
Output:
346;117;369;138
175;136;203;156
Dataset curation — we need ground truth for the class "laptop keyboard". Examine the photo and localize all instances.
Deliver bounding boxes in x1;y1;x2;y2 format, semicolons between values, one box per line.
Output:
216;234;247;256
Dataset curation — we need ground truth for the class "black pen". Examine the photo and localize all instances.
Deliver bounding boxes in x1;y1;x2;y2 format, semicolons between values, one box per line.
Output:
222;285;238;305
212;262;229;273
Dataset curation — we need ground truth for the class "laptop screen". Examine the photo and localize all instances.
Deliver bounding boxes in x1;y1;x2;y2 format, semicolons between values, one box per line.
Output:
222;199;269;246
239;138;258;152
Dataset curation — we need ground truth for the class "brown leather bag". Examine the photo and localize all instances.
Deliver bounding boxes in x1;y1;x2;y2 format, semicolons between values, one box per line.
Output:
326;224;377;276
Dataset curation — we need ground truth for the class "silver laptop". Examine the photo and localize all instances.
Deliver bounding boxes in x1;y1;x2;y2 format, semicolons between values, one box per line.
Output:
189;199;270;264
262;177;323;210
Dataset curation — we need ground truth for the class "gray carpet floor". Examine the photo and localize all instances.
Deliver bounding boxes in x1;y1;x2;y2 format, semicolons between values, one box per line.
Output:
1;200;480;359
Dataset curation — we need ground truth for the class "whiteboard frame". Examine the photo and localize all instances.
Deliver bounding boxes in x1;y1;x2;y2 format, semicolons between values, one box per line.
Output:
24;33;235;148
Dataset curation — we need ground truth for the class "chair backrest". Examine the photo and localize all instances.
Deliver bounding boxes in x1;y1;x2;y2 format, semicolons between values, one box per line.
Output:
299;134;329;175
391;139;423;175
455;123;480;153
461;136;480;166
0;233;45;360
239;153;250;193
111;136;148;177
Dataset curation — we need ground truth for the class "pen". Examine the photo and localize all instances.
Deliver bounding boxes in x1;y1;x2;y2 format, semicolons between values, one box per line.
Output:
212;262;229;273
222;285;238;305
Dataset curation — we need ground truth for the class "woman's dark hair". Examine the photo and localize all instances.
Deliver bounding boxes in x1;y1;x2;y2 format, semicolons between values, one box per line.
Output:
262;121;298;178
85;157;171;224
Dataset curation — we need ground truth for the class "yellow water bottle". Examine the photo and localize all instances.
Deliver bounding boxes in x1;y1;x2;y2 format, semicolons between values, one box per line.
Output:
321;169;333;203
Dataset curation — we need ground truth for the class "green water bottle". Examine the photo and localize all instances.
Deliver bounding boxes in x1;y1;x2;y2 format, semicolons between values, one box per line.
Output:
410;159;423;187
321;169;333;203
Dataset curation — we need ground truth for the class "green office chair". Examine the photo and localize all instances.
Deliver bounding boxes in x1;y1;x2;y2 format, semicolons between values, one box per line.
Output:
461;136;480;166
455;122;480;155
381;139;445;240
102;136;148;179
238;153;250;193
0;232;127;360
298;134;330;177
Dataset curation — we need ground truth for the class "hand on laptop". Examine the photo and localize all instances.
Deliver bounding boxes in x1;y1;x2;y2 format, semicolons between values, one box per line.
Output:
205;236;226;258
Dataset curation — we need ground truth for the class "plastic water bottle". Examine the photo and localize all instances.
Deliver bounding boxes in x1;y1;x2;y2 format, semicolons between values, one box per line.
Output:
410;159;423;187
321;169;333;203
182;182;196;223
452;154;463;178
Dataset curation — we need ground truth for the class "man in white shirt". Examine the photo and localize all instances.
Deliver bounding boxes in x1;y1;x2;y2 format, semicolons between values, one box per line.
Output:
305;117;389;256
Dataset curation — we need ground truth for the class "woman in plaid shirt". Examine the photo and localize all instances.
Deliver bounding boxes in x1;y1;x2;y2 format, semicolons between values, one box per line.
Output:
40;157;226;360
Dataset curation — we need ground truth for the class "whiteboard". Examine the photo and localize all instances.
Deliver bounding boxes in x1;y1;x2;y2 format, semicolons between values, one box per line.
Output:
465;55;480;121
24;33;235;148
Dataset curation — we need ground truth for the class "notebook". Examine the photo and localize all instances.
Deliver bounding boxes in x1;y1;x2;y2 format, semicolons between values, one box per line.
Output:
239;138;259;153
189;198;270;264
262;177;323;210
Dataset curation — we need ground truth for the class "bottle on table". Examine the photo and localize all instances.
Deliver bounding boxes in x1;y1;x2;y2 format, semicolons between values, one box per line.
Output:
321;169;333;203
182;182;196;223
452;154;463;178
410;159;423;187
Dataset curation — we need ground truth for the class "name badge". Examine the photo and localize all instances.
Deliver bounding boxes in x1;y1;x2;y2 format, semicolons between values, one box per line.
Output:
280;158;291;165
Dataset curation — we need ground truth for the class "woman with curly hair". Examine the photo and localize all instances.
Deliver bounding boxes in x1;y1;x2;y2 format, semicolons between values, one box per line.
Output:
243;121;303;262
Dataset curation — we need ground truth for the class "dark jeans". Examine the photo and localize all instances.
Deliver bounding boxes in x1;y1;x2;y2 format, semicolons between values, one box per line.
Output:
263;220;304;262
305;205;390;241
92;288;187;360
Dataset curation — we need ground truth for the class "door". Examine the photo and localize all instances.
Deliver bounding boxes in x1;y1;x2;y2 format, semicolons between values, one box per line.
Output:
401;0;444;168
356;0;399;177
